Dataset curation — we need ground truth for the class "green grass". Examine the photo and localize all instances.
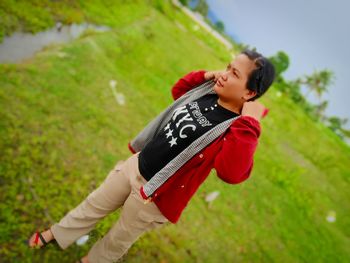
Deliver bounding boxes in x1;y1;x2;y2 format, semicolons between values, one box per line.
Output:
1;1;350;262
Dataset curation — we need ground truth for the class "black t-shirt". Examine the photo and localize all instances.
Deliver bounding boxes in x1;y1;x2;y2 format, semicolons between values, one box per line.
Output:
138;94;239;181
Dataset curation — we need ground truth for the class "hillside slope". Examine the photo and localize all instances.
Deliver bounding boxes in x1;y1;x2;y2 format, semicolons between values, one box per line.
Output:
1;1;349;262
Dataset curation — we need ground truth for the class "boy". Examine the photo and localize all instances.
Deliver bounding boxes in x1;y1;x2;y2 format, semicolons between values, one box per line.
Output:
29;49;275;263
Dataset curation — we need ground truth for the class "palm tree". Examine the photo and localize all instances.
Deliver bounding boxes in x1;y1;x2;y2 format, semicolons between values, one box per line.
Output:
314;100;329;121
298;69;334;100
327;116;350;140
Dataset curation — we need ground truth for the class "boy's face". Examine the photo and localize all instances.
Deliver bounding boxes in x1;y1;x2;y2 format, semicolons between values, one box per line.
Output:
214;54;257;104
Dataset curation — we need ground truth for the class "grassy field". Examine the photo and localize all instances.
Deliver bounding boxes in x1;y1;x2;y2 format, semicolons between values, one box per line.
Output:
1;1;350;262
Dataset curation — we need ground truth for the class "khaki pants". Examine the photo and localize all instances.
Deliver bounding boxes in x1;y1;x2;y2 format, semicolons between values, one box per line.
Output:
51;153;168;263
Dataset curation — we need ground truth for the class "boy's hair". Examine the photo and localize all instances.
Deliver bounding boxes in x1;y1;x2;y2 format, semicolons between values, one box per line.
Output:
241;49;275;101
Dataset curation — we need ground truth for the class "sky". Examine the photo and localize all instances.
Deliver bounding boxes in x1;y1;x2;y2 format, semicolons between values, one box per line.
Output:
205;0;350;128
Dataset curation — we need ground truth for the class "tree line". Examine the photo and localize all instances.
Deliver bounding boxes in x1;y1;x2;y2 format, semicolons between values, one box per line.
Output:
180;0;350;142
268;51;350;141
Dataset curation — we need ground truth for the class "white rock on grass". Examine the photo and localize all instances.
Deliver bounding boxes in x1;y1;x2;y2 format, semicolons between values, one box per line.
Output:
109;79;117;89
326;210;336;223
109;79;126;106
116;93;125;105
76;235;89;246
205;191;220;203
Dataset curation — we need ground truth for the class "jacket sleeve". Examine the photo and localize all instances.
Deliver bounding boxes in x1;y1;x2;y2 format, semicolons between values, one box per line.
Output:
214;116;261;184
171;70;207;100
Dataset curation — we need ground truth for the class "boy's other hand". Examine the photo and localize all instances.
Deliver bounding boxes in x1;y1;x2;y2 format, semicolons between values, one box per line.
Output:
241;101;268;122
204;70;225;81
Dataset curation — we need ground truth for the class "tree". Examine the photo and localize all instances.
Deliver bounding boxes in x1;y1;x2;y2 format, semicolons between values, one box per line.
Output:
179;0;189;6
214;21;225;32
268;51;290;77
297;69;334;100
192;0;209;17
293;69;335;122
327;116;350;140
313;100;329;121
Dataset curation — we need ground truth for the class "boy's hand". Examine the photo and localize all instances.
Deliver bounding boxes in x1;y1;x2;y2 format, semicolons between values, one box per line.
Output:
241;101;268;122
204;70;225;81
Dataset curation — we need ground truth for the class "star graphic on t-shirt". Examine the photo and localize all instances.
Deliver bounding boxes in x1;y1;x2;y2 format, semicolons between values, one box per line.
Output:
164;123;171;131
169;136;177;147
165;128;173;138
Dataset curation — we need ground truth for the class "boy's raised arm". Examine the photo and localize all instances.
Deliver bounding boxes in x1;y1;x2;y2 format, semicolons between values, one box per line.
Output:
171;70;207;100
214;101;266;184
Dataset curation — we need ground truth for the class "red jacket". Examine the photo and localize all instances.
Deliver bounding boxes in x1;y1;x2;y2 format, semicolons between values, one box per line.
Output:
129;70;261;223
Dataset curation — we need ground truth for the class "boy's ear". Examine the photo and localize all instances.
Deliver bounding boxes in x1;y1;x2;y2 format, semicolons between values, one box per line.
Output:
243;90;257;101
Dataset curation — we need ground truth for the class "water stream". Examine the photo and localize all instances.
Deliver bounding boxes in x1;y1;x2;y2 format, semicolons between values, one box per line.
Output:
0;23;110;63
